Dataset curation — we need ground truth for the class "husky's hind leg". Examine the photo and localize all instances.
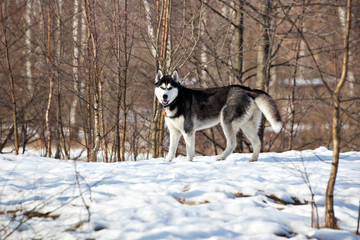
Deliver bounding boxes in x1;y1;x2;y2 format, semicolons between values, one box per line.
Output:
241;111;262;162
215;122;237;161
242;126;261;162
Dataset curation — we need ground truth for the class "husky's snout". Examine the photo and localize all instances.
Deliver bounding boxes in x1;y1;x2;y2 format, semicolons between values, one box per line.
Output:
161;94;168;105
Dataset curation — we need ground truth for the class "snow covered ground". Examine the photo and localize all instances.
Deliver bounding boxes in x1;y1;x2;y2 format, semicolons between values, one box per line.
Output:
0;147;359;240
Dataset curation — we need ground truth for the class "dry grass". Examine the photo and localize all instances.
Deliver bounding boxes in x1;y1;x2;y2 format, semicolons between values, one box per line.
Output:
175;198;210;205
0;209;59;220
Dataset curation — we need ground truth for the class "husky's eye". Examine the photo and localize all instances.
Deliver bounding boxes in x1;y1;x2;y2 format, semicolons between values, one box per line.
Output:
168;87;173;90
160;87;166;90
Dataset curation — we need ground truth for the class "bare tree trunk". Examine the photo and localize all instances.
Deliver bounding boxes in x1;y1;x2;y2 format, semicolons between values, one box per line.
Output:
112;0;122;162
25;0;33;95
131;111;139;161
91;0;107;162
86;69;92;162
210;129;218;155
70;0;81;144
151;0;171;158
234;0;244;153
155;0;171;158
200;16;207;87
121;0;129;162
256;0;271;154
91;5;101;162
233;0;243;84
121;74;127;160
0;3;19;155
288;1;305;151
45;0;54;158
99;78;108;161
115;73;121;161
256;0;270;91
115;83;121;162
325;0;352;229
55;0;67;159
84;0;101;162
151;96;161;158
143;0;157;59
22;0;33;155
92;74;101;162
288;39;300;151
338;5;354;97
147;0;161;159
85;40;92;162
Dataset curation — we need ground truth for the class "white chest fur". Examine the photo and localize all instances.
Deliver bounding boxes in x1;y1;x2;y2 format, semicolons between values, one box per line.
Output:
164;107;177;118
164;113;185;133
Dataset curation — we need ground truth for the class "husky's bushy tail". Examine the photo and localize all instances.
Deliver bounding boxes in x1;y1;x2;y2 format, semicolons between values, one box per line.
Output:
254;94;282;134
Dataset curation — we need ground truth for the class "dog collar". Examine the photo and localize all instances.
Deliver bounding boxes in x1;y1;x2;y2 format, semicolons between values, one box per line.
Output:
161;102;171;108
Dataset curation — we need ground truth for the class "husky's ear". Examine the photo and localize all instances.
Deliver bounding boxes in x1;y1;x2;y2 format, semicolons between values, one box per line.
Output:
155;69;163;83
171;69;179;82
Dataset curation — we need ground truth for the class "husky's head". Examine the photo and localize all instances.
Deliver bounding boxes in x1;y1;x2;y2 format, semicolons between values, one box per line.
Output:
154;69;180;107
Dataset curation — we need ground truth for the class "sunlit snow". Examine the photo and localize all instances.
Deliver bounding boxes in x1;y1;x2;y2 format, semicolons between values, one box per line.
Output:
1;147;359;239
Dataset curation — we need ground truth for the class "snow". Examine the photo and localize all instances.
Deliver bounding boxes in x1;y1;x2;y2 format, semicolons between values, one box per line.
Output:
1;147;360;240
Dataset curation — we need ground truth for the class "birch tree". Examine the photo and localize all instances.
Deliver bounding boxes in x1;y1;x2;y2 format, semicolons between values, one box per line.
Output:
338;5;355;97
25;0;33;94
233;0;244;153
83;0;101;162
45;0;54;157
70;0;82;142
150;0;171;158
120;0;129;162
325;0;352;229
255;0;271;155
233;0;243;84
113;0;122;162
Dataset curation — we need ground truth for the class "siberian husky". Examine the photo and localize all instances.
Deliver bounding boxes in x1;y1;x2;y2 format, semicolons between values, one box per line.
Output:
154;69;282;162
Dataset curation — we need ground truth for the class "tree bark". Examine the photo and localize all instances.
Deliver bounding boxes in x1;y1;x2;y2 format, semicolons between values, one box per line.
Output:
151;0;171;158
233;0;243;84
25;0;33;94
0;3;19;155
45;0;53;158
256;0;270;91
256;0;271;154
55;0;68;159
95;0;108;162
338;6;355;97
99;79;108;162
325;0;352;229
83;0;101;162
121;0;129;162
288;1;305;151
70;0;81;143
234;0;244;153
112;0;122;162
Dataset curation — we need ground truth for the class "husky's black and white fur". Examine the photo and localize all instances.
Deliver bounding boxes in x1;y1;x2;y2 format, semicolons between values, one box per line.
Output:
154;69;282;162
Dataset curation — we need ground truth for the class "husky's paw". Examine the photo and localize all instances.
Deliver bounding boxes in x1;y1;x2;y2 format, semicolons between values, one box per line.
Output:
185;156;193;162
164;157;173;162
215;155;225;161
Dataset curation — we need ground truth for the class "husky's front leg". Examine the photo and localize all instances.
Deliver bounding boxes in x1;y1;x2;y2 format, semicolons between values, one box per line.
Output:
183;132;195;162
165;127;181;162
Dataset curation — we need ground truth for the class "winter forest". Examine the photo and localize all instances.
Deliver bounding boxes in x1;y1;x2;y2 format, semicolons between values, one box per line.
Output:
1;0;360;238
1;0;359;161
